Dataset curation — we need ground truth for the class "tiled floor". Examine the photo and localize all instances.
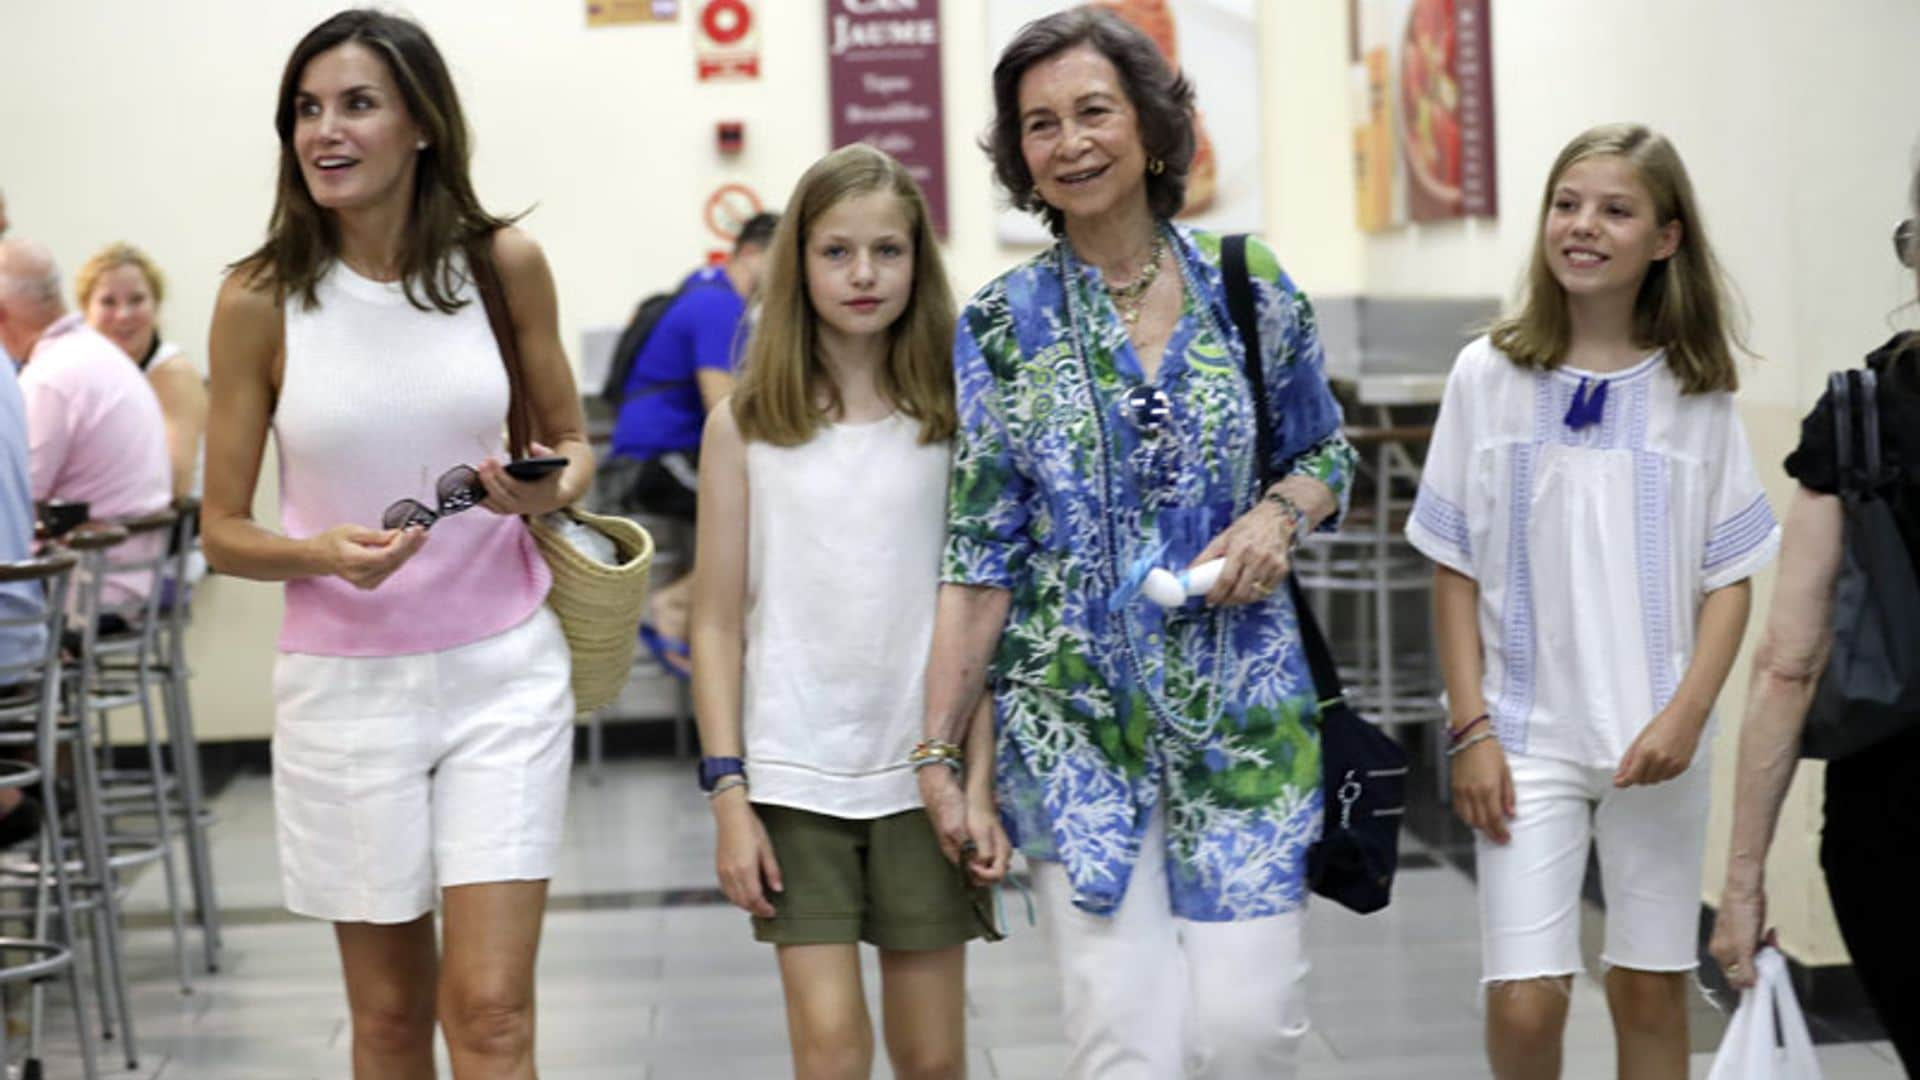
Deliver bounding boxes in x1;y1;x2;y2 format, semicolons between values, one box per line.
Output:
11;755;1904;1078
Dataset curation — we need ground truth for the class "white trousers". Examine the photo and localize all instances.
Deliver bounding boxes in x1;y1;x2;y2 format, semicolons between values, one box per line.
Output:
1031;808;1310;1079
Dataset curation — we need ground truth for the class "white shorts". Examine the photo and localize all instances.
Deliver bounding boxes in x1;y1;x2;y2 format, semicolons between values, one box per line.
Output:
1476;750;1710;982
271;605;574;923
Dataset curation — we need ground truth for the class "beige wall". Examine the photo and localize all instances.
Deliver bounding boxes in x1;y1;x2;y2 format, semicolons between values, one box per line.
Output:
8;0;1917;966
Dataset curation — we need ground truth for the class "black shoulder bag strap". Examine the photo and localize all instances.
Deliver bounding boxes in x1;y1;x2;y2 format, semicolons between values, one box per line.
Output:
1221;235;1346;707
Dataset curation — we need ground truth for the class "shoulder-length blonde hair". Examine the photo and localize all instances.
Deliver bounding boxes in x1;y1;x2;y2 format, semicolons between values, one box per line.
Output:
732;144;956;446
1490;123;1745;393
75;242;166;309
230;9;516;313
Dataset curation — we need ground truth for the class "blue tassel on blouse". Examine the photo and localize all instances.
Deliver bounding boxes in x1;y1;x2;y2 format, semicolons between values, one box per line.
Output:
1564;377;1608;430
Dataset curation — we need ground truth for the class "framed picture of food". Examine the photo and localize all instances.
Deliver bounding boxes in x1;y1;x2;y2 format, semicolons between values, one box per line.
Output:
987;0;1264;247
1350;0;1495;232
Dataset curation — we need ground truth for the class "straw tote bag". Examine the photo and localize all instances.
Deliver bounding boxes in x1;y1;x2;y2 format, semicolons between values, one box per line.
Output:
466;235;654;714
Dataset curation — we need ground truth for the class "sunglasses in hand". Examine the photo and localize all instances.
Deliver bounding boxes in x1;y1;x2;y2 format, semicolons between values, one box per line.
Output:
381;456;571;531
383;465;487;531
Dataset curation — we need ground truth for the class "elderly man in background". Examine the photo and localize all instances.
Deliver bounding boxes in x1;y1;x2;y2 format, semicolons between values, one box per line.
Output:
0;309;47;849
0;238;170;611
1;187;13;368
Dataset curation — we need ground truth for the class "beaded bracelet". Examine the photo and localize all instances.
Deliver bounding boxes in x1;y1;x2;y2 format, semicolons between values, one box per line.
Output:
1448;713;1491;746
1446;730;1498;758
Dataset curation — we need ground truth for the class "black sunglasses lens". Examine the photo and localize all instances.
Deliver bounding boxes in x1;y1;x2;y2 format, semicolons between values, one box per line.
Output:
1897;219;1916;268
1125;385;1173;433
436;466;484;513
382;499;436;531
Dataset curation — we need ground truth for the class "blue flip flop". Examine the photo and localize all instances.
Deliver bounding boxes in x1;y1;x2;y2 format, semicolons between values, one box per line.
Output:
639;623;692;681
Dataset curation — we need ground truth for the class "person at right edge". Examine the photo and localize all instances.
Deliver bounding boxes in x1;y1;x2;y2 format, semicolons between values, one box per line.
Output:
1407;123;1778;1080
1711;161;1920;1076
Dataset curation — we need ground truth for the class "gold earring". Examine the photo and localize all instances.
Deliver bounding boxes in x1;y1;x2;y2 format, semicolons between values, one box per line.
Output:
416;140;429;151
1147;157;1166;176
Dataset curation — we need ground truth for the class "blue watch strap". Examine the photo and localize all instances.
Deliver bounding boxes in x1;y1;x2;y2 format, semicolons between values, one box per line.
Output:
696;756;746;792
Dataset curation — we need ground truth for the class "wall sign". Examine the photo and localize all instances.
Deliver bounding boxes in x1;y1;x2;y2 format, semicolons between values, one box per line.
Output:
586;0;678;28
704;183;766;243
696;0;760;81
826;0;948;237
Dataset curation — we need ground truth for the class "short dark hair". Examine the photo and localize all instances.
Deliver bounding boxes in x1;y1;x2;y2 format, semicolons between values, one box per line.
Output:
734;212;780;253
984;8;1196;236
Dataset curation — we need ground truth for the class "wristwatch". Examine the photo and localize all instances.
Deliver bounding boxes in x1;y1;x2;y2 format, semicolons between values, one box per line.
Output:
696;756;746;793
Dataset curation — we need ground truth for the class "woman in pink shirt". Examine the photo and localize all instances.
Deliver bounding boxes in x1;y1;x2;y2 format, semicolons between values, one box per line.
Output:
201;11;592;1079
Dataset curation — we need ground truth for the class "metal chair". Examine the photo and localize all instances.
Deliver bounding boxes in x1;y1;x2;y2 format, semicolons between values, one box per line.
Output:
0;549;99;1080
140;495;220;973
74;510;194;996
1295;425;1446;738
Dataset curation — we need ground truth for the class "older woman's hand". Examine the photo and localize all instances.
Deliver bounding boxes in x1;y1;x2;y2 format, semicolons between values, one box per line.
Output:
1708;884;1769;991
1194;500;1295;606
919;765;973;865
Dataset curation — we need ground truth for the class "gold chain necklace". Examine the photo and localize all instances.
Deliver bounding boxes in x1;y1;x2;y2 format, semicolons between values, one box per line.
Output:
1104;232;1169;327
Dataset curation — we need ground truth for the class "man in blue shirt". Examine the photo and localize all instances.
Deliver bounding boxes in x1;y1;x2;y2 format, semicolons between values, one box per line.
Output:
609;212;778;519
0;303;46;846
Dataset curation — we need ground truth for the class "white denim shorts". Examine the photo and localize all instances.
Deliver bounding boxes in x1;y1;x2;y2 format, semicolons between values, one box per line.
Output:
271;605;574;924
1475;749;1710;982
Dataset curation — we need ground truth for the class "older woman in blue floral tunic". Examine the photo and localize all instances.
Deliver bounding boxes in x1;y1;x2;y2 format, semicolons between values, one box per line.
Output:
915;9;1355;1079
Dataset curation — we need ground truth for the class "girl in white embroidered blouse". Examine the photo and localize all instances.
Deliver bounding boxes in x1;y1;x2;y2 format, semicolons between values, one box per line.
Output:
1406;123;1779;1080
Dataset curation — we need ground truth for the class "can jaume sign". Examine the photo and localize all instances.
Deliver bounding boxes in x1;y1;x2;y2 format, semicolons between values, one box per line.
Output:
826;0;948;237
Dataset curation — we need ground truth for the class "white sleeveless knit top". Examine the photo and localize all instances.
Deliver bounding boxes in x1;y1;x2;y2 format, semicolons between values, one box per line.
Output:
273;256;548;656
742;413;950;818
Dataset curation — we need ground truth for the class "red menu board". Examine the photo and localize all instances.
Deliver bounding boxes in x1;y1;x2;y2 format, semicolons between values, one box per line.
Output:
826;0;948;237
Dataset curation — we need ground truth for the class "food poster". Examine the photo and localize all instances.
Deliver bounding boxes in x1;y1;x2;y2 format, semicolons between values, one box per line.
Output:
987;0;1263;247
1350;0;1495;231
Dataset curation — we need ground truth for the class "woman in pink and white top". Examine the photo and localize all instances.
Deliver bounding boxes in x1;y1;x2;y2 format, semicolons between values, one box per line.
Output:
201;11;592;1079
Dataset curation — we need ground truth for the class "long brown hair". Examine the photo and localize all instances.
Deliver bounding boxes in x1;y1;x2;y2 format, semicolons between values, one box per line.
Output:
731;144;956;447
231;9;515;312
1490;123;1745;393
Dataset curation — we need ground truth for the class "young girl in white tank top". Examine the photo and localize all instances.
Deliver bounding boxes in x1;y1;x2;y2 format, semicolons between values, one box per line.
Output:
690;144;1008;1079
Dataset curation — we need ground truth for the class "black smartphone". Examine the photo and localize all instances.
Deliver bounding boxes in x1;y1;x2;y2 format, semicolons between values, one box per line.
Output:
504;455;569;482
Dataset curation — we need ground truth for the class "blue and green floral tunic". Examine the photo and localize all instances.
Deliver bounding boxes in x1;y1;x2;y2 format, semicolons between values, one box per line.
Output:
943;225;1355;921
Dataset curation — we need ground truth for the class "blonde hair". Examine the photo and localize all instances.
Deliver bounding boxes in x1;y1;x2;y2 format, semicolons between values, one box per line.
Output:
1490;123;1745;394
75;242;165;309
732;144;956;446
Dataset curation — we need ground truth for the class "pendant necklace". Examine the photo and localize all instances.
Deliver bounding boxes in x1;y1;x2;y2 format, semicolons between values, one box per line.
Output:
1105;231;1169;327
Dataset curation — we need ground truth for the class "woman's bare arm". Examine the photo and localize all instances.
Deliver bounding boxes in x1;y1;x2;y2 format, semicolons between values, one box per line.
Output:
473;227;595;513
147;358;208;500
200;271;424;585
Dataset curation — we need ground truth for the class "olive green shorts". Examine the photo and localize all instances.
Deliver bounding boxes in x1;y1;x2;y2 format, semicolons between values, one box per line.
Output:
751;804;997;950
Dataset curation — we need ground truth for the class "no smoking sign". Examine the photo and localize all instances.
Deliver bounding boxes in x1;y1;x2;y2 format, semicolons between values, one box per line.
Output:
695;0;759;80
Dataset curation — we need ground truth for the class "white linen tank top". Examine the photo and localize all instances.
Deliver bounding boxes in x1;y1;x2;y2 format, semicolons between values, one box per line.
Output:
742;412;950;819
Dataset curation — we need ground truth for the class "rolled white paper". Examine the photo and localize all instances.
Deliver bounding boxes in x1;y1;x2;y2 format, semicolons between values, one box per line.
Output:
1142;558;1227;607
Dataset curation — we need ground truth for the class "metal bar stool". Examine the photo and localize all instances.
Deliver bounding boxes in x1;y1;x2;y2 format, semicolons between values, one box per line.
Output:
583;446;696;783
53;521;148;1069
140;495;220;973
73;511;193;997
0;549;98;1080
1295;425;1445;733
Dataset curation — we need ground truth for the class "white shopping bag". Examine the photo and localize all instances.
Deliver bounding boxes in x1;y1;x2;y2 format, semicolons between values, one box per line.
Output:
1706;947;1824;1080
